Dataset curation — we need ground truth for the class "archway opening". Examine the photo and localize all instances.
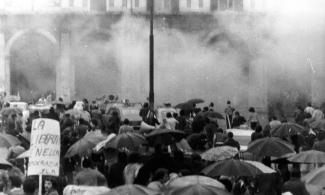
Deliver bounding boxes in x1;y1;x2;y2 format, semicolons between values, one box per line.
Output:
10;32;57;103
73;32;120;100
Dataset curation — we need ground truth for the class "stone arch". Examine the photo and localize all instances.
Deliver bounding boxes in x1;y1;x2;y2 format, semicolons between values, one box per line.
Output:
4;29;59;96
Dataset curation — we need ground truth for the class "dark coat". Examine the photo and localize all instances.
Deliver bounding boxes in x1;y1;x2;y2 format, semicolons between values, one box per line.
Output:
282;177;310;195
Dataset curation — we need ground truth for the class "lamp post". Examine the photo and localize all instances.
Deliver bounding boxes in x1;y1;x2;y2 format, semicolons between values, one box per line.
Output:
149;0;154;110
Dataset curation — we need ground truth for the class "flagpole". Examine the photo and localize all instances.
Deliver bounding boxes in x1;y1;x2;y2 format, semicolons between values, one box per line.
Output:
149;0;154;110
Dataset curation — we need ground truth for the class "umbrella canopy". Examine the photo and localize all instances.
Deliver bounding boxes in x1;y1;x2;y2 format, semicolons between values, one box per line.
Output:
175;102;194;111
65;131;106;158
310;119;325;131
167;175;225;190
203;112;225;120
0;158;13;169
165;184;231;195
244;160;276;174
0;133;21;148
186;99;204;104
201;146;238;161
145;129;185;146
302;166;325;187
105;185;159;195
201;159;263;177
288;150;325;164
175;139;193;154
247;137;295;157
0;107;22;116
271;122;307;138
105;133;147;152
16;149;30;159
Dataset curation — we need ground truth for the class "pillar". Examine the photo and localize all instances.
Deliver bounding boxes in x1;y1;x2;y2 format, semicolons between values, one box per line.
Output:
57;32;74;102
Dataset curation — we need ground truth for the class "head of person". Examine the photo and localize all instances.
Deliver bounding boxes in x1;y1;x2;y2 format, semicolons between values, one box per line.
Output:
49;107;55;113
82;158;93;169
23;177;37;195
143;103;149;108
255;125;262;133
234;111;240;117
172;113;178;118
166;112;172;118
8;167;24;190
227;132;234;139
209;102;214;107
227;100;231;106
307;102;312;107
248;107;255;113
179;110;185;117
44;177;57;193
203;107;209;112
152;168;169;183
123;118;130;125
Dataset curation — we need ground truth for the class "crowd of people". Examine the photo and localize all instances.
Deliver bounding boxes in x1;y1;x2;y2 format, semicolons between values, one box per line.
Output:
0;96;325;195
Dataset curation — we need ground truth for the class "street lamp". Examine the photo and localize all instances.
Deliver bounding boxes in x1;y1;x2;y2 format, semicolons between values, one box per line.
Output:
149;0;154;109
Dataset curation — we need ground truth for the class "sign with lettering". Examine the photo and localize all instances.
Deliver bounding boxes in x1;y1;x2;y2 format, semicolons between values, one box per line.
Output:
28;118;60;176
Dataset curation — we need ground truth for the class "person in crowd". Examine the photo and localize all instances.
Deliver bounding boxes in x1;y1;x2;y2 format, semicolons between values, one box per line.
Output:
7;167;24;195
23;177;37;195
294;106;305;126
74;158;107;186
76;118;89;138
213;128;227;147
204;118;218;148
0;170;8;195
124;153;143;185
175;110;188;132
231;111;246;128
159;118;171;129
223;132;240;151
43;178;58;195
166;112;178;130
107;152;127;188
118;119;134;134
46;107;59;121
224;101;235;129
251;125;264;142
282;167;310;195
209;102;214;111
247;107;259;130
7;114;22;136
304;102;314;116
147;168;169;191
311;107;324;122
269;116;281;129
139;103;150;121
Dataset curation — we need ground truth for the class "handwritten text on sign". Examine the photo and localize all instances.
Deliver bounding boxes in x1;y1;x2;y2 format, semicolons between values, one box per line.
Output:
28;119;60;176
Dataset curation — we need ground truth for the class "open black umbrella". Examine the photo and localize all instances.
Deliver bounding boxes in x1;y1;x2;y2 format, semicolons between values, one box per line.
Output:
271;122;307;138
186;98;204;104
201;159;263;177
203;111;225;120
175;102;194;111
105;133;147;152
247;137;295;157
145;129;185;146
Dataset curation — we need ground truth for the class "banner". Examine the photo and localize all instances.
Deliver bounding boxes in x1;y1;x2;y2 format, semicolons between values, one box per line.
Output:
28;118;60;176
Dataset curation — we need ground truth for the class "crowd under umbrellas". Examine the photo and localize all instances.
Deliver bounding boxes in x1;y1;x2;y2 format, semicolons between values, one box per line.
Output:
0;98;325;195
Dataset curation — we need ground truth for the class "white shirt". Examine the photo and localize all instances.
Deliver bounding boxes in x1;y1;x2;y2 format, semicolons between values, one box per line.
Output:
166;118;178;130
304;106;315;115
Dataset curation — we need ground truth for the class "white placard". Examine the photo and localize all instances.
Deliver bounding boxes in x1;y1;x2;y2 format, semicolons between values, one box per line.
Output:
28;118;60;176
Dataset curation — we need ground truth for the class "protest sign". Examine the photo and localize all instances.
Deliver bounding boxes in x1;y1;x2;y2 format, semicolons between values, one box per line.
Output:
27;118;60;176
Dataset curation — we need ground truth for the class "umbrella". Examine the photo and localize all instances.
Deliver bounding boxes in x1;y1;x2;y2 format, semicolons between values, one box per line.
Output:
203;111;225;120
16;149;30;159
106;185;159;195
105;133;147;152
201;159;263;177
201;146;238;161
175;139;193;154
302;166;325;187
0;133;21;148
165;184;231;195
271;122;307;138
247;137;295;157
244;160;276;174
0;107;22;116
0;158;13;169
145;129;185;146
186;98;204;104
288;150;325;164
175;102;194;111
310;119;325;131
65;131;106;158
167;175;225;190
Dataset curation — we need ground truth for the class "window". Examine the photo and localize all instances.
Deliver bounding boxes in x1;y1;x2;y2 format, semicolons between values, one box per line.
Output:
134;0;139;8
122;0;127;7
82;0;88;7
199;0;203;8
187;0;191;8
69;0;74;7
228;0;233;9
109;0;114;7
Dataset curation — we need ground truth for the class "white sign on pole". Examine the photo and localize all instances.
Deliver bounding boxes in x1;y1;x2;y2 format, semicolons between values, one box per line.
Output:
28;118;60;176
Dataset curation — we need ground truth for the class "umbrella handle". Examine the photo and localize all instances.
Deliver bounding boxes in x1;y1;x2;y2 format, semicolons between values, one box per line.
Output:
226;115;232;129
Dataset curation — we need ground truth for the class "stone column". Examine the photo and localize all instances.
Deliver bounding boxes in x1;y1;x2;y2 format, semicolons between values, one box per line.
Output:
0;32;5;93
57;32;73;102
